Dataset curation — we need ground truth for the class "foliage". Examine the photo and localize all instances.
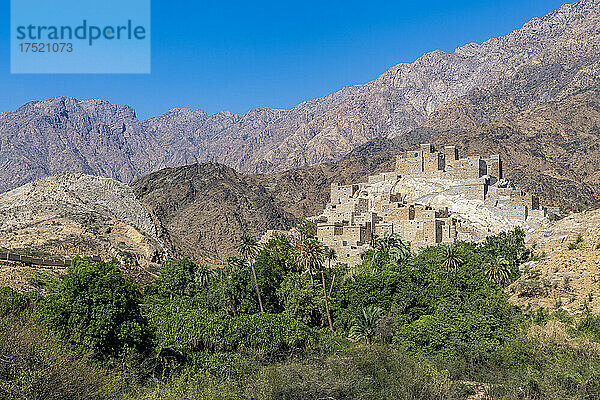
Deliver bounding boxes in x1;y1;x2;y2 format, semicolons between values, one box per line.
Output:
277;273;325;327
144;297;317;360
0;287;41;317
484;255;512;286
134;346;462;400
575;311;600;341
5;228;600;398
295;238;324;282
350;305;382;344
361;232;412;272
396;302;510;361
532;307;550;326
0;312;123;400
568;234;587;250
295;217;316;240
45;257;154;358
441;244;463;270
238;233;264;312
150;258;198;299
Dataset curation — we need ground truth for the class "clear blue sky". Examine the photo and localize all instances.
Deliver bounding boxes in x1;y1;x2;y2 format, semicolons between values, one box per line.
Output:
1;0;568;119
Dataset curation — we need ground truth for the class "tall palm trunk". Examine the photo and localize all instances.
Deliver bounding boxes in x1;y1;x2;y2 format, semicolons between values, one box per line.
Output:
328;273;336;298
250;262;264;313
321;271;334;332
308;264;314;285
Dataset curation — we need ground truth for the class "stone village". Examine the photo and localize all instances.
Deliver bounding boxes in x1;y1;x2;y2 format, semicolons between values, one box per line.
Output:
312;144;554;266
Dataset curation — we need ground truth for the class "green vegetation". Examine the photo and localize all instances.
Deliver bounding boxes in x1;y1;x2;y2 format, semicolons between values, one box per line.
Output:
45;257;154;358
2;227;600;399
568;234;587;250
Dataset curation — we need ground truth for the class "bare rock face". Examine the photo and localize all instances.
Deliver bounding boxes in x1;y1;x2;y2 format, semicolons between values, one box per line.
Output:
0;97;167;193
2;1;600;194
0;173;168;268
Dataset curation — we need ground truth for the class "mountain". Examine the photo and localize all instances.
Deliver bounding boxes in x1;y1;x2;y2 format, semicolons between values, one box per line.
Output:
2;0;599;196
0;98;164;193
131;163;296;260
0;173;168;269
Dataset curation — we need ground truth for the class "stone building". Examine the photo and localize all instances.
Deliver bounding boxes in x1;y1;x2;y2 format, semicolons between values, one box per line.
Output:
315;144;548;267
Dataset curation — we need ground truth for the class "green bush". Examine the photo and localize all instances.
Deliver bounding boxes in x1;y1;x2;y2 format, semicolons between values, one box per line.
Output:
576;312;600;342
532;307;550;326
45;257;154;358
568;234;586;250
150;258;198;299
395;303;510;360
0;287;41;317
145;298;317;359
276;273;325;327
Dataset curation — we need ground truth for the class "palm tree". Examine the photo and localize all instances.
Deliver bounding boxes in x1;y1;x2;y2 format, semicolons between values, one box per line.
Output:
325;247;337;268
297;239;333;331
350;305;382;345
195;264;211;289
372;233;411;266
325;247;338;297
295;238;324;284
296;218;316;241
485;256;512;286
225;257;248;316
238;233;264;313
320;267;334;332
389;238;411;265
442;244;463;270
369;233;380;249
322;247;336;333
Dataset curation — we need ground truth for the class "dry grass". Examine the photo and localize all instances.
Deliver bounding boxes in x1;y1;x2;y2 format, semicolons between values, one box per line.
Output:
0;314;122;400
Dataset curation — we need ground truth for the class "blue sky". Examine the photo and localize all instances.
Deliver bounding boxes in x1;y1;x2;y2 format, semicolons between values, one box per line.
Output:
1;0;568;119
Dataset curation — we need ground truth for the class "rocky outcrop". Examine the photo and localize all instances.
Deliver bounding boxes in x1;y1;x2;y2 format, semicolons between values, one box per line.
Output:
0;173;167;268
509;208;600;313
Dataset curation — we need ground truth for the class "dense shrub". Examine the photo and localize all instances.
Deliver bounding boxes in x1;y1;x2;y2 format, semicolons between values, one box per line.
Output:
45;257;154;358
0;286;41;317
145;298;317;358
149;258;198;299
4;228;600;399
396;304;509;360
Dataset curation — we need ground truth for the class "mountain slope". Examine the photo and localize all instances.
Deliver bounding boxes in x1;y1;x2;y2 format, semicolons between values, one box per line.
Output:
0;173;167;267
509;208;600;313
134;0;600;173
0;98;166;193
132;163;296;260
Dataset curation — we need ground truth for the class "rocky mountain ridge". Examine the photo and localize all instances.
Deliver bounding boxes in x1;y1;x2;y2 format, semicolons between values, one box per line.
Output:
2;0;599;195
132;163;296;260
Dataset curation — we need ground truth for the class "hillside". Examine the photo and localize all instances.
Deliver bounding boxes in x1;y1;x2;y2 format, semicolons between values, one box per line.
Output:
132;163;296;260
0;173;168;288
508;208;600;313
1;0;599;195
